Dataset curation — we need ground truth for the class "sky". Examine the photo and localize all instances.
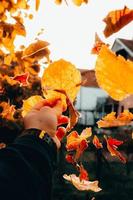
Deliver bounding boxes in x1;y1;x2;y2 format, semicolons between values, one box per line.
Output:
15;0;133;70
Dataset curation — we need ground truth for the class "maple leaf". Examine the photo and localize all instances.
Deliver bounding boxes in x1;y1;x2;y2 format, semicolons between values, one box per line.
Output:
95;45;133;101
103;6;133;37
93;135;103;149
63;174;102;192
66;128;91;151
105;136;126;163
97;110;133;128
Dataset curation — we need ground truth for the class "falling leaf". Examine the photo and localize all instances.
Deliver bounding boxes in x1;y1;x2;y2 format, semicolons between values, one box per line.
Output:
75;139;88;160
35;0;40;11
0;143;6;149
63;174;102;192
72;0;88;6
55;0;62;4
56;126;66;141
22;40;50;61
91;33;109;55
79;164;89;181
105;136;126;163
41;59;81;110
93;135;103;149
66;128;92;151
65;154;75;164
53;89;80;131
103;6;133;37
97;110;133;128
0;21;26;52
95;45;133;101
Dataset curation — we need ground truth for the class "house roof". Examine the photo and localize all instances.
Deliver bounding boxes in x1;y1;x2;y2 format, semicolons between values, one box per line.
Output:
79;69;99;87
112;38;133;58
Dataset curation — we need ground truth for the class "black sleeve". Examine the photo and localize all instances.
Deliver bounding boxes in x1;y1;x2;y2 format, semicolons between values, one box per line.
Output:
0;129;57;200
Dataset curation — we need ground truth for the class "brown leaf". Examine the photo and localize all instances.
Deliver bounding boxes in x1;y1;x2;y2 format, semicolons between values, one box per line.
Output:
22;40;50;60
103;6;133;37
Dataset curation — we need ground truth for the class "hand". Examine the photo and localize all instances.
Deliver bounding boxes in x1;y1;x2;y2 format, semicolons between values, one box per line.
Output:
23;100;62;149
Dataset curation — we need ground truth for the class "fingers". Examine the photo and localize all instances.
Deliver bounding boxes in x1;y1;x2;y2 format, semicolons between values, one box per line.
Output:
32;100;48;110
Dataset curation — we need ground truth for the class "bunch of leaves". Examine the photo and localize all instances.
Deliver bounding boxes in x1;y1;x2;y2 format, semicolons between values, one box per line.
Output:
0;0;50;137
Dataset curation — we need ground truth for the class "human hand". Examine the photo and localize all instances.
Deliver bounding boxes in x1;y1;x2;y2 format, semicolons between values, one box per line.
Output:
23;99;63;148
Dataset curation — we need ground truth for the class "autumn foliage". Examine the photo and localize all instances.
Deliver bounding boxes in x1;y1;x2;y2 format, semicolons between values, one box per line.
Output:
0;0;132;195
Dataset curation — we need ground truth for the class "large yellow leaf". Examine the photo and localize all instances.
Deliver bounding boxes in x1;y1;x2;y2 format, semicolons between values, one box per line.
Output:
41;59;81;109
95;45;133;101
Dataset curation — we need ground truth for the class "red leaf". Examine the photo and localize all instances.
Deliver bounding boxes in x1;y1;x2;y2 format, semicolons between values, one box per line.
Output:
105;136;126;163
13;72;29;86
65;154;75;164
75;139;88;160
79;164;89;181
57;115;69;126
93;135;103;149
56;126;66;141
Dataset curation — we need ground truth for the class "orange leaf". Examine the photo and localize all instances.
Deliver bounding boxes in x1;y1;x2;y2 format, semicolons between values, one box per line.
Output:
72;0;88;6
35;0;40;11
75;139;88;160
41;59;81;110
95;45;133;101
63;174;102;192
105;136;126;163
93;135;103;149
0;143;6;149
55;0;62;4
79;164;89;181
0;102;16;120
66;128;91;151
91;33;108;55
97;110;133;128
103;6;133;37
22;95;44;117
